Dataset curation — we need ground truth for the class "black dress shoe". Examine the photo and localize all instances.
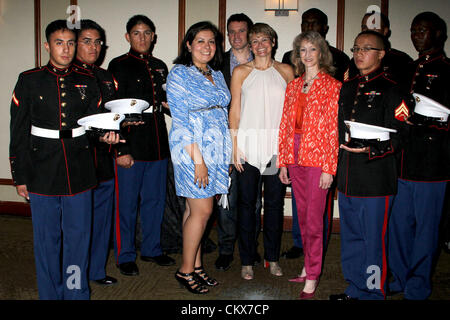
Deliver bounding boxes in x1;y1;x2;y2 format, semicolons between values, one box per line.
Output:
281;246;304;259
215;254;233;271
118;262;139;276
93;276;118;285
141;254;175;266
329;293;357;301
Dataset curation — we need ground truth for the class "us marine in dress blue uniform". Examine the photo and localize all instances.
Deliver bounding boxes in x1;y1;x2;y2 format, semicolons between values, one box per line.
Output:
331;31;409;301
107;15;174;276
388;12;450;300
9;20;101;300
73;19;119;286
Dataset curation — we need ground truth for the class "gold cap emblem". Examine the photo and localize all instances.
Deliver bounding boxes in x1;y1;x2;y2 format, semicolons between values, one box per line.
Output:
130;99;137;106
113;114;121;121
415;96;421;103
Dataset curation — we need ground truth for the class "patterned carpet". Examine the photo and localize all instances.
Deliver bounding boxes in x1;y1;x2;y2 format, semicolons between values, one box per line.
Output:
0;214;449;301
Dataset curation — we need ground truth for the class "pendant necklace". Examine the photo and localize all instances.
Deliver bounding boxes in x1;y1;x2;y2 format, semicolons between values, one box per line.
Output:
302;72;319;92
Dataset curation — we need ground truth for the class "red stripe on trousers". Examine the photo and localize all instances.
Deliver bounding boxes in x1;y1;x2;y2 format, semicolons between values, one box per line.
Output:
380;196;390;298
114;156;121;263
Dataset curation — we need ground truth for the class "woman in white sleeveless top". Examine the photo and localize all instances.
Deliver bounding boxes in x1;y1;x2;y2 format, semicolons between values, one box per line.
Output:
229;23;294;280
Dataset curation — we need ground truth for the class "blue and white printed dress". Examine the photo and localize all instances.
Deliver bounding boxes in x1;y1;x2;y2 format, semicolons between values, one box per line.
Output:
166;64;231;198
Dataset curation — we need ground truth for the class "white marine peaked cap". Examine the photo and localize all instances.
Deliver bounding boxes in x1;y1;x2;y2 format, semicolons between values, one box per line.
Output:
78;113;125;131
344;120;397;141
105;98;150;114
413;93;450;122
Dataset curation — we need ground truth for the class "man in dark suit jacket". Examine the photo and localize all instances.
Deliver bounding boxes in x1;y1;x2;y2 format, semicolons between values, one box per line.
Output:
281;8;350;261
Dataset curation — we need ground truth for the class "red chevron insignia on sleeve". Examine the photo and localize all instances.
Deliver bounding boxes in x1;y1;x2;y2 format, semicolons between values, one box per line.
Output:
395;100;409;121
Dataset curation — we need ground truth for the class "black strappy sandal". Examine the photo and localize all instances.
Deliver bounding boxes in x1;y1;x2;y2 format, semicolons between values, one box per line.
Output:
174;270;209;294
194;266;219;287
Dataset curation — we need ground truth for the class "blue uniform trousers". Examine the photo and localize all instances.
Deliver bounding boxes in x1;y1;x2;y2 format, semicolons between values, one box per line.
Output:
114;159;168;264
339;193;392;300
29;191;92;300
388;179;446;300
89;179;114;280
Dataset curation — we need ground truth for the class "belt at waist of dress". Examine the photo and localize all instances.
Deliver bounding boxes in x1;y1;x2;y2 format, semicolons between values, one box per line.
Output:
189;105;224;112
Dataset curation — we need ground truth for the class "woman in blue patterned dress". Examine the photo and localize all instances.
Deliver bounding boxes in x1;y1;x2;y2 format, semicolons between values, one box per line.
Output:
166;21;231;294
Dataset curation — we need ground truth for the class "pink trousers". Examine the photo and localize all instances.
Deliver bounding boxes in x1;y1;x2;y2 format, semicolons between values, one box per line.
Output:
288;134;328;280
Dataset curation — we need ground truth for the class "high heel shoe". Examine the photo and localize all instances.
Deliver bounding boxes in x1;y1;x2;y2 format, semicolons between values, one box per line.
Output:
194;266;219;287
174;270;209;294
241;265;254;280
264;260;283;276
288;275;306;283
289;267;306;283
299;279;319;300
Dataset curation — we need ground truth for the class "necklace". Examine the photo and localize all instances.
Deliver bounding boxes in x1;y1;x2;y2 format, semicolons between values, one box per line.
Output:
302;72;320;92
195;65;212;77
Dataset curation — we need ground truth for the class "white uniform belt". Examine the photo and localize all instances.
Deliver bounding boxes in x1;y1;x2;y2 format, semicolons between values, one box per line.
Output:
143;105;155;113
31;125;86;139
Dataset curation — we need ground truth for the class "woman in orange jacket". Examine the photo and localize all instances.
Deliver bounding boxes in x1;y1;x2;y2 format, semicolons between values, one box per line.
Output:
278;31;341;299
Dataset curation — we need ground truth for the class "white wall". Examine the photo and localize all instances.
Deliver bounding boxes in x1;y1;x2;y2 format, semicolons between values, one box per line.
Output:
0;0;35;183
186;0;219;32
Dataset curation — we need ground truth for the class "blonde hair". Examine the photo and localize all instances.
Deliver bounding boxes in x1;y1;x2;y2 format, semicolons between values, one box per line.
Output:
291;31;335;76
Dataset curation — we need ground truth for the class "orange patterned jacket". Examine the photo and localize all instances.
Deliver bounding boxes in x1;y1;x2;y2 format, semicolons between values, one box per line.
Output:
278;72;341;175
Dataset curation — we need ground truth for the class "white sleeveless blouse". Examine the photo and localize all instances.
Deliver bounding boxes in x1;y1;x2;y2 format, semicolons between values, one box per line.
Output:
237;65;287;173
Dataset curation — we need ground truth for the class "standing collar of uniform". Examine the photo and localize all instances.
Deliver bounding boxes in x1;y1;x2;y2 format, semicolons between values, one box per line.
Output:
73;58;95;71
129;48;152;60
46;62;72;76
417;49;444;63
357;67;384;83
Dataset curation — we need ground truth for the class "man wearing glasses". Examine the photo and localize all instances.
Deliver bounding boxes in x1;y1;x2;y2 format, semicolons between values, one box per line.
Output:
330;30;409;300
73;19;119;287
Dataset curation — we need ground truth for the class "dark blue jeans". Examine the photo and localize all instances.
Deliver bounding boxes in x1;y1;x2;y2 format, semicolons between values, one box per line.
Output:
237;161;286;266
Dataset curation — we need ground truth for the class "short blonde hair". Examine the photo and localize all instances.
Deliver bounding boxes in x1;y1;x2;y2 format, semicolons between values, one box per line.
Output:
291;31;335;76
